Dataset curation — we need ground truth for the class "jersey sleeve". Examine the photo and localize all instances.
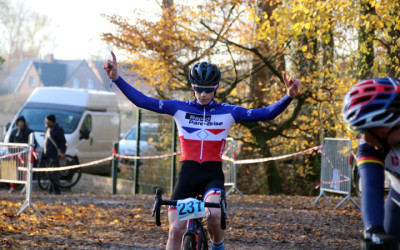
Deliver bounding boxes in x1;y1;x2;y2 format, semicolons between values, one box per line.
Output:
113;76;177;116
231;95;293;122
357;138;386;229
357;139;386;167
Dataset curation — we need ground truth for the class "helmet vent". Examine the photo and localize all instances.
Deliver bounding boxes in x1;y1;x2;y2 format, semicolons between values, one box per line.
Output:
365;87;376;92
362;104;385;114
354;120;366;127
386;112;400;123
350;90;359;96
372;112;389;122
384;87;396;91
354;96;372;104
375;93;391;100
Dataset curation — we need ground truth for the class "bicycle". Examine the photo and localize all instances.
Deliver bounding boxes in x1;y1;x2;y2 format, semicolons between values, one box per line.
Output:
152;188;227;250
37;155;81;190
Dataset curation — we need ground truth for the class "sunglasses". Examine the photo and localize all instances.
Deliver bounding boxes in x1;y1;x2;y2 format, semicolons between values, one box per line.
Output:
191;84;217;93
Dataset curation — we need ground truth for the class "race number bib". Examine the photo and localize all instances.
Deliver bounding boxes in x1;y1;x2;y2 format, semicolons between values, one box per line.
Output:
177;198;206;220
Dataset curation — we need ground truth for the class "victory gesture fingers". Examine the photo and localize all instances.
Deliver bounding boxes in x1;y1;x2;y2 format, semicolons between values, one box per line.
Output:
103;51;119;80
283;72;300;98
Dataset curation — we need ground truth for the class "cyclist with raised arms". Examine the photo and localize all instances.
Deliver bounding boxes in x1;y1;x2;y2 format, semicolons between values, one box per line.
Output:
342;77;400;249
104;51;300;250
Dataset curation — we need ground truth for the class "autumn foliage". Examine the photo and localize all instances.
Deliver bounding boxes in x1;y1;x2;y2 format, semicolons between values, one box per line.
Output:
102;0;400;194
0;192;362;249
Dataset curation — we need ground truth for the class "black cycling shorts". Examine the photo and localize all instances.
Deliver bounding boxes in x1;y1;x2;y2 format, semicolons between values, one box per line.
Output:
171;160;225;200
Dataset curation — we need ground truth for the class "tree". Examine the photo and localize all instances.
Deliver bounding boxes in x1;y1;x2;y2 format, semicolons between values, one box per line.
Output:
358;0;376;79
102;0;400;194
0;0;51;72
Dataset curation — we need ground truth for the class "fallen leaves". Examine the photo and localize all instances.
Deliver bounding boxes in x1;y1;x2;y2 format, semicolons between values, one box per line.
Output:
0;192;363;249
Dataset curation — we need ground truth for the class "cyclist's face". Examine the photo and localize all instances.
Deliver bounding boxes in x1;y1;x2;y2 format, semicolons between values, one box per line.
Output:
364;123;400;148
193;84;218;105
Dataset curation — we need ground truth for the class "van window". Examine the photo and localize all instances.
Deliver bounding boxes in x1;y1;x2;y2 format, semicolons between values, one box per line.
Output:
18;108;82;133
80;115;92;133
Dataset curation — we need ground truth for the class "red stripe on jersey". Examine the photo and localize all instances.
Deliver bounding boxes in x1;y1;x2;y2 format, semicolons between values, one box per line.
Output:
179;136;225;163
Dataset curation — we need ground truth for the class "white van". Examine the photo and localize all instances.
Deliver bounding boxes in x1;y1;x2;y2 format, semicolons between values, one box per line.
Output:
4;87;120;175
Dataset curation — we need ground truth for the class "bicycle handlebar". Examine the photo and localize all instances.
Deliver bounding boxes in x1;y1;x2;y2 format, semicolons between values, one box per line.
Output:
152;188;227;230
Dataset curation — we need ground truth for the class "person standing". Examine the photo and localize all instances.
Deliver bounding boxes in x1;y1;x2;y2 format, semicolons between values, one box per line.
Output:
42;114;66;195
8;116;33;193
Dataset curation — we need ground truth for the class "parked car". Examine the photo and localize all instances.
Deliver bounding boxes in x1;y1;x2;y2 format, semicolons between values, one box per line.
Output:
4;87;120;175
118;123;158;161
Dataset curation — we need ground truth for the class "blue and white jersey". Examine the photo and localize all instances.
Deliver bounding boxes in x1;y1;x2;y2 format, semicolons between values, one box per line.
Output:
113;76;293;163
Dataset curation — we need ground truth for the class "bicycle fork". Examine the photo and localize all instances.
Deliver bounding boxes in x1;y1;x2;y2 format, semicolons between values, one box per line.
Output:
182;219;207;250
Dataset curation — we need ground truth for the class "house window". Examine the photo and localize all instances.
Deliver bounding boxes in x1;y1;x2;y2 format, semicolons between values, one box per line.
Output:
29;77;35;87
87;79;94;89
73;79;80;88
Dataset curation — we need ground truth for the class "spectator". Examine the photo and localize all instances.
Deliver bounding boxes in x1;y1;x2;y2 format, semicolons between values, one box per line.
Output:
9;116;33;193
41;114;66;195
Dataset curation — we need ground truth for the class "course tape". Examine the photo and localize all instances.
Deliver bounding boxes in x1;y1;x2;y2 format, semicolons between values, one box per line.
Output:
315;175;351;188
0;147;29;160
115;152;179;160
222;146;322;165
16;145;322;172
19;156;113;172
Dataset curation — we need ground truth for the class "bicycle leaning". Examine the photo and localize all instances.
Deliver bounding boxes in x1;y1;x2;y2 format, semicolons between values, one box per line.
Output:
37;155;82;190
152;188;227;250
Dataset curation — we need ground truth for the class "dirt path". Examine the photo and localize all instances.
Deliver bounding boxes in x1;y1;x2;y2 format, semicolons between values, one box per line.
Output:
0;190;362;249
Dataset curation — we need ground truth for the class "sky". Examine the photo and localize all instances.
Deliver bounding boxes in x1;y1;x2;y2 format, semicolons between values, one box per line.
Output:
23;0;160;61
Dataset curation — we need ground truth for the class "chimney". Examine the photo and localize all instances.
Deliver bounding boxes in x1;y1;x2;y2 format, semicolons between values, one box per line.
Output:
46;54;54;63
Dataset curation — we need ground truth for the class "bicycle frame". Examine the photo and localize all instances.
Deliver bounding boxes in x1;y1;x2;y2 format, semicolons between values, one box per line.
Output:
184;217;208;249
152;188;226;249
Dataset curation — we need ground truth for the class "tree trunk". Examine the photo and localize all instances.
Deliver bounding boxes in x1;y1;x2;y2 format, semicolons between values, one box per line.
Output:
358;0;376;79
247;0;284;194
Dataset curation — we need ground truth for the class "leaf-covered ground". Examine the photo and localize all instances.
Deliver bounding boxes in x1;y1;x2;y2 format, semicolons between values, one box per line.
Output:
0;189;362;249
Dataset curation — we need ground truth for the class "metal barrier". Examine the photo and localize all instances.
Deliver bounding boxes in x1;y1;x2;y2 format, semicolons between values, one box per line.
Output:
222;138;244;197
0;142;29;185
0;134;44;217
314;138;360;209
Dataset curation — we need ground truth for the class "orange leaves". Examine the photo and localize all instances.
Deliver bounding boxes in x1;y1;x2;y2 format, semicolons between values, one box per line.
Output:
0;193;363;248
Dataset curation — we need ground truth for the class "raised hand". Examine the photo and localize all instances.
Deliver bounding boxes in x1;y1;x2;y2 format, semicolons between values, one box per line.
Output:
283;72;300;98
103;51;119;80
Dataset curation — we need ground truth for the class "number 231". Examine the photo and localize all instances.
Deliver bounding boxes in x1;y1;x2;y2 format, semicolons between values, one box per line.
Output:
177;201;202;215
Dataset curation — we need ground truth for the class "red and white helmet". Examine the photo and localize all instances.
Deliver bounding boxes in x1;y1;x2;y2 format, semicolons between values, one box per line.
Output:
342;77;400;130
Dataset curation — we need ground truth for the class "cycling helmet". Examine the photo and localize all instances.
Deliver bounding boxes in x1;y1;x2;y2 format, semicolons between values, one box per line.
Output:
342;77;400;130
189;62;221;86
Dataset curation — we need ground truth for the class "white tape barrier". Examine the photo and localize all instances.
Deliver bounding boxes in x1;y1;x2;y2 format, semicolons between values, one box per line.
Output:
19;156;113;172
115;152;179;160
222;146;322;165
16;145;322;172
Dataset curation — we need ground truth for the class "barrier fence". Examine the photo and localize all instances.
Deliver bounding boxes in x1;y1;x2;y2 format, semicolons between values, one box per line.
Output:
313;138;360;209
0;134;44;217
1;135;359;217
222;138;244;197
0;142;29;185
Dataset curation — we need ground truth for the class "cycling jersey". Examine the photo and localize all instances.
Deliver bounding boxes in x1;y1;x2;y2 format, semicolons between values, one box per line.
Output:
113;76;293;163
357;139;400;240
358;141;400;193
